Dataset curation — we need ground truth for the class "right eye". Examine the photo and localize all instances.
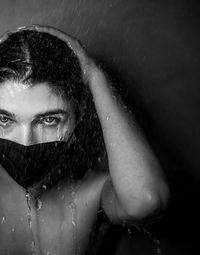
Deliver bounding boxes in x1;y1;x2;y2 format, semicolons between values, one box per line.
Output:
0;115;14;127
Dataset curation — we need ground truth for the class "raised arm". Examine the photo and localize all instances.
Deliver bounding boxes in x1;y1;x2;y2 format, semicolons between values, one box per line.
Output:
24;25;169;225
82;64;169;225
71;46;169;225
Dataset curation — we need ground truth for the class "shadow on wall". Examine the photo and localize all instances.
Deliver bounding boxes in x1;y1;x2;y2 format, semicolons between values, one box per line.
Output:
0;0;200;254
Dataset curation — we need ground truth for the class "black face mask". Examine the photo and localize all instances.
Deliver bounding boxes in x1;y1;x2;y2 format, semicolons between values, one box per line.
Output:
0;138;73;189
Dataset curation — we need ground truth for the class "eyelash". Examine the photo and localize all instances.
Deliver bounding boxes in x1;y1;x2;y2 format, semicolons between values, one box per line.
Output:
38;116;62;126
0;114;63;128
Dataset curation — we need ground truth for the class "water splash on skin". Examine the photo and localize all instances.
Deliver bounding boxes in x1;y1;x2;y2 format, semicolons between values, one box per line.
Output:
1;216;6;223
56;126;63;141
106;115;110;120
0;127;4;138
36;199;42;211
26;190;37;255
141;227;162;255
56;126;60;140
69;185;78;255
42;185;47;190
127;228;132;235
39;125;44;143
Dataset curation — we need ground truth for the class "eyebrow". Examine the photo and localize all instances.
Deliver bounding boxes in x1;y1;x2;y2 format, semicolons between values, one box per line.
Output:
0;109;16;118
34;110;69;119
0;108;69;119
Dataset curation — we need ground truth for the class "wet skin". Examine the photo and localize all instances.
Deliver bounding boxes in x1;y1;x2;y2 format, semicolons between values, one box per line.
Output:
0;82;107;255
0;164;107;255
0;82;76;145
0;28;169;253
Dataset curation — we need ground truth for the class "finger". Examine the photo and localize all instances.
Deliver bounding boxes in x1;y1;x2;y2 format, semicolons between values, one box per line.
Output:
29;25;95;77
33;25;92;65
32;25;82;52
1;25;96;80
0;31;9;44
8;24;80;53
32;26;95;72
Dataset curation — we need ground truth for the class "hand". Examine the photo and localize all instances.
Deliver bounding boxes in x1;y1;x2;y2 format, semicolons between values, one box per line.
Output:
14;25;97;83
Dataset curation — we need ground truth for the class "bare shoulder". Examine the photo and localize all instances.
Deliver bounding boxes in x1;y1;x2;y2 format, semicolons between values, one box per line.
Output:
68;170;108;204
42;170;108;207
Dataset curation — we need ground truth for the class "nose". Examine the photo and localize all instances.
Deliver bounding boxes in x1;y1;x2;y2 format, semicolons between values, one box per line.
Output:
18;124;35;146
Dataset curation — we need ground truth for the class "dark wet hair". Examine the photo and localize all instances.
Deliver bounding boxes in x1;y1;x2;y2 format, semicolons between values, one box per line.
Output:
0;29;85;120
0;29;106;181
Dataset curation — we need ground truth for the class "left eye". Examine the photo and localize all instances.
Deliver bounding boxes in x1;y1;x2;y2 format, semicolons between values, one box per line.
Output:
40;116;60;126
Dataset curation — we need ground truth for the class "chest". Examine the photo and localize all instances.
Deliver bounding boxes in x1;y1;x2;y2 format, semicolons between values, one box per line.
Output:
0;172;107;255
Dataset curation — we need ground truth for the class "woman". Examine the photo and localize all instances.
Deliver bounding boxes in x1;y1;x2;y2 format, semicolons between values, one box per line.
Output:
0;25;169;255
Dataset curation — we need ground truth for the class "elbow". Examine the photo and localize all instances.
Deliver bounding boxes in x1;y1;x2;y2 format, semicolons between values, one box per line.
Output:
125;183;169;220
140;189;168;217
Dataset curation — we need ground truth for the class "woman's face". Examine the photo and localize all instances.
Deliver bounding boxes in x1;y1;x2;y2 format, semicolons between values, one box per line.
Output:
0;81;76;145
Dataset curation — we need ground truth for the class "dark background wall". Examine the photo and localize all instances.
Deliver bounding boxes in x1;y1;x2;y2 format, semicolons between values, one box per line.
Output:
0;0;200;254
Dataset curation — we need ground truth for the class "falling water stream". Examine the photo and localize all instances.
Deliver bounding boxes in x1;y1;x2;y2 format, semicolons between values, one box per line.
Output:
25;187;79;255
69;185;78;255
26;190;37;255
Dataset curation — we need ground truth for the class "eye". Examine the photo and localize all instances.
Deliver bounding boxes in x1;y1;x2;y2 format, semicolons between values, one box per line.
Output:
0;114;14;127
40;116;61;126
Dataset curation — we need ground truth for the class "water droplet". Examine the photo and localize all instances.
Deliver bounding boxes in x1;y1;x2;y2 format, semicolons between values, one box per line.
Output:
28;217;32;228
71;191;76;199
42;184;47;190
25;190;37;255
56;126;63;141
127;228;132;235
61;194;65;199
26;191;31;210
98;208;103;213
46;251;50;255
0;127;5;137
123;104;128;110
156;248;162;254
36;199;43;210
1;216;6;223
122;220;127;227
154;239;160;246
69;185;78;254
106;115;110;120
11;228;15;232
31;240;35;250
72;219;76;227
17;26;27;31
69;201;76;210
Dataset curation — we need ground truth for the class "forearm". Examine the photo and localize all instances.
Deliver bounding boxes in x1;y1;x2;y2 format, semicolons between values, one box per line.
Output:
87;67;169;221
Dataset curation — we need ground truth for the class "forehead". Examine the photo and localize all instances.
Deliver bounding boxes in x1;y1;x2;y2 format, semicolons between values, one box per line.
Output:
0;81;70;115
